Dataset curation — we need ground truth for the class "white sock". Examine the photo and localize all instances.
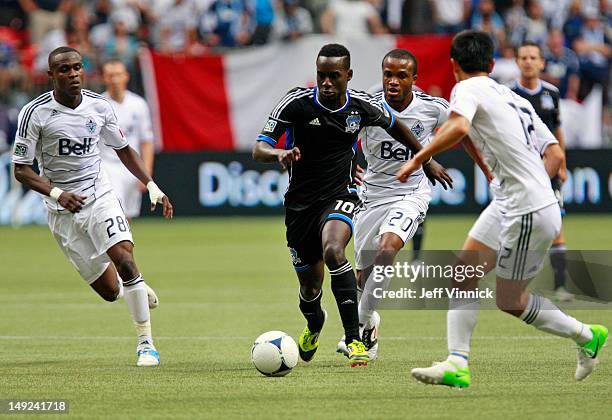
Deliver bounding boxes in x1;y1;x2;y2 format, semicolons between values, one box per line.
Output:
356;286;363;303
521;294;592;344
447;298;479;367
116;274;124;300
358;269;391;328
123;274;153;346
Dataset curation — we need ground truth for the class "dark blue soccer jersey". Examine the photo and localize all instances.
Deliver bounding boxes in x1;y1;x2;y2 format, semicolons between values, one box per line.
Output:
511;80;561;133
258;87;394;211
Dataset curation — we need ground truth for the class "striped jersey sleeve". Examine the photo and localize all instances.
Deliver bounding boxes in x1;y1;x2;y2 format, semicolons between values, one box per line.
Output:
350;90;394;129
12;92;52;164
82;90;128;149
257;87;310;146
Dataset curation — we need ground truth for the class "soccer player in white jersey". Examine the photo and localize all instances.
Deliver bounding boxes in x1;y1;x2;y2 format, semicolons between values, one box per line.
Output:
398;31;607;388
11;47;173;367
99;59;154;221
337;49;487;360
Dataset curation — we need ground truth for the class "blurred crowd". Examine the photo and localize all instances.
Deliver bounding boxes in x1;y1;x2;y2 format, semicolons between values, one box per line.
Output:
0;0;610;150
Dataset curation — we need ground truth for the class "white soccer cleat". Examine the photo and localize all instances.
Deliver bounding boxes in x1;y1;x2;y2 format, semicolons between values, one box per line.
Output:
411;360;471;388
554;286;574;303
336;335;348;357
136;343;160;367
575;324;608;381
146;283;159;309
362;311;380;361
335;311;380;360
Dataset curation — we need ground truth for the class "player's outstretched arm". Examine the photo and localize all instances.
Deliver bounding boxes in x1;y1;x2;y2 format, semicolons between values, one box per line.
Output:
252;141;300;170
386;119;453;189
462;135;493;182
115;146;173;219
13;164;86;213
397;112;469;183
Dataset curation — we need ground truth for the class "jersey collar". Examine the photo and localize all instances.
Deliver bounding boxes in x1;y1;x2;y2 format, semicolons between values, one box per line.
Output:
515;79;542;95
382;91;415;117
313;87;350;113
51;91;85;112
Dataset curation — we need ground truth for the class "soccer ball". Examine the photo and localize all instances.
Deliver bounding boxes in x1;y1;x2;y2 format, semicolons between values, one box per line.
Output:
251;331;299;377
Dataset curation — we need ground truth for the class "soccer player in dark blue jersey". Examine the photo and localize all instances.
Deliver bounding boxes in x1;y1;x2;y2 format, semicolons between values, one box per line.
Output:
253;43;452;367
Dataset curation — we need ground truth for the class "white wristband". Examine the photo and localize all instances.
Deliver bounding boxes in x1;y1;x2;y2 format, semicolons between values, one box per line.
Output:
49;187;63;201
146;181;165;204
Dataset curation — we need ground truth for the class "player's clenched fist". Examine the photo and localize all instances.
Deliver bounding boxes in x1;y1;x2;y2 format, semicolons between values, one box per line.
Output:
278;147;301;170
57;191;86;213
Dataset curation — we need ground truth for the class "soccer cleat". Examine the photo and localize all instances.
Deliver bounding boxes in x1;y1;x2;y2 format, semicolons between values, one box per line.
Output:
298;310;327;362
411;360;471;388
146;283;159;309
336;311;381;360
347;340;369;367
554;286;574;303
361;311;380;361
575;324;608;381
136;343;160;367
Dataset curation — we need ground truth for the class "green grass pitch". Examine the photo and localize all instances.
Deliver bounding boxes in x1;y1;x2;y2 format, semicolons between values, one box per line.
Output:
1;215;611;419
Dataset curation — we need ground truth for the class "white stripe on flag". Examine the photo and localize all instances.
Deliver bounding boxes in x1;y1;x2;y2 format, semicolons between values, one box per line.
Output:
226;35;396;150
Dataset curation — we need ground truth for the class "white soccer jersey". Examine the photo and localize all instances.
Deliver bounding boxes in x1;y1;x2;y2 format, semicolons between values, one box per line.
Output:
450;76;558;216
360;90;449;203
11;90;128;212
98;90;153;165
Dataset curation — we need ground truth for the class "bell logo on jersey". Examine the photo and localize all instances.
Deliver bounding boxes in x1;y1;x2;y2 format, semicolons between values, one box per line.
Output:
345;112;361;133
59;138;95;156
380;141;410;161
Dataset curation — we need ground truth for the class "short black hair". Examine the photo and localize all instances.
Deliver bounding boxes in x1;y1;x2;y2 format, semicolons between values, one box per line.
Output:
450;30;494;74
102;58;127;70
382;48;418;75
517;40;543;58
48;46;81;68
318;43;350;69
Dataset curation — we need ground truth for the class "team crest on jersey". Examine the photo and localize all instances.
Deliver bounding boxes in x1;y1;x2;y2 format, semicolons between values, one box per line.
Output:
85;118;97;134
345;112;361;133
14;143;28;157
540;93;554;110
264;119;277;133
411;121;425;138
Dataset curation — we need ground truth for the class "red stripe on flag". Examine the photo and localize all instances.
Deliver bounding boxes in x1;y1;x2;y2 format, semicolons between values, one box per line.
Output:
150;51;234;151
395;35;455;99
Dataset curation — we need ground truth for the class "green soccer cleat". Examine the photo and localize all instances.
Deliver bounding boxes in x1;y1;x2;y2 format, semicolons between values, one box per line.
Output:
411;361;471;388
298;310;327;362
347;340;369;367
575;324;608;381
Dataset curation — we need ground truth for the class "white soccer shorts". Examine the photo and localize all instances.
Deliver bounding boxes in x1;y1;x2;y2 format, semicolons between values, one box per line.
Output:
105;163;143;219
354;194;429;270
48;192;134;284
469;201;561;280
